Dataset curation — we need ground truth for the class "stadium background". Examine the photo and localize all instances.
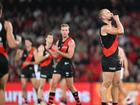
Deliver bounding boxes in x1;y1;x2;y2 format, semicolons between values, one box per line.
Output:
1;0;140;104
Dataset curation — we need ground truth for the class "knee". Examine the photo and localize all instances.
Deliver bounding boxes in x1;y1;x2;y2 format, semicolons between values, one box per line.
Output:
112;80;120;87
50;81;57;90
102;81;112;88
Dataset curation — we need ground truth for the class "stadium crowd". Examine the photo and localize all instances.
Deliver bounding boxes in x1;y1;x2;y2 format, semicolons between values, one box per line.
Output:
1;0;140;82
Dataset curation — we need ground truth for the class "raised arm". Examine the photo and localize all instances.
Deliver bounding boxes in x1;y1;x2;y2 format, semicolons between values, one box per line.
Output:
34;45;49;64
101;15;124;36
4;21;21;48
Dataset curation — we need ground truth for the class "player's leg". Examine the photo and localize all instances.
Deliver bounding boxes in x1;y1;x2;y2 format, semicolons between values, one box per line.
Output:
0;73;9;105
47;74;61;105
111;71;121;105
0;55;9;105
59;78;67;105
36;78;46;104
65;77;81;105
100;72;114;105
21;77;28;104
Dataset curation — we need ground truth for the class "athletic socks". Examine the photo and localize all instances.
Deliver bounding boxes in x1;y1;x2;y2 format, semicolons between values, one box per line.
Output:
72;91;81;105
22;98;28;104
113;103;118;105
37;98;42;104
47;92;55;105
60;98;67;104
101;102;107;105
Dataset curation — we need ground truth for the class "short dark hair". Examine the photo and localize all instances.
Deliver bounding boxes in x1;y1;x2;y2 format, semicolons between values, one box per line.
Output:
24;37;33;43
0;2;3;10
45;32;53;37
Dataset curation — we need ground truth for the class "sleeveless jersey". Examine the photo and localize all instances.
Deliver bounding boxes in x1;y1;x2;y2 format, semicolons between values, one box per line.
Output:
21;48;35;69
0;19;8;58
40;46;54;67
57;37;73;63
100;29;118;57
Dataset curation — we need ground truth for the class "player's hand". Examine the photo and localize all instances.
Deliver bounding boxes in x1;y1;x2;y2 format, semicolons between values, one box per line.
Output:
38;45;44;52
16;35;22;45
124;69;129;78
113;15;120;21
53;45;59;52
23;61;30;66
120;58;124;66
33;49;37;55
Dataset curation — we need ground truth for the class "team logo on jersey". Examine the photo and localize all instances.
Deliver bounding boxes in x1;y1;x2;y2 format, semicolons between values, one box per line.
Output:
0;23;2;32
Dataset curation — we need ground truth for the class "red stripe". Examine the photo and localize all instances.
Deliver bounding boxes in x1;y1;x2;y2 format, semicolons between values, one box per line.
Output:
0;46;8;59
40;46;54;67
21;48;35;69
57;37;72;62
102;36;118;57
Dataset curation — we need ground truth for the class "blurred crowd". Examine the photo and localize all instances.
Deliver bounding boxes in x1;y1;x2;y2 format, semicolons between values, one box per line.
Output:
1;0;140;82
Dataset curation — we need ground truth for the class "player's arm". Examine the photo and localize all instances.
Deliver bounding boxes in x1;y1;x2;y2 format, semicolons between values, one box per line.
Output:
122;51;129;77
119;47;129;77
47;41;59;58
102;15;124;35
34;45;49;64
57;39;75;59
4;21;21;48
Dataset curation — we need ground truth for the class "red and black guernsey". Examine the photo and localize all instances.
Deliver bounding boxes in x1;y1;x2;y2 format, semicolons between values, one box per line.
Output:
57;37;73;63
100;32;119;57
40;45;54;68
0;19;8;59
21;48;35;69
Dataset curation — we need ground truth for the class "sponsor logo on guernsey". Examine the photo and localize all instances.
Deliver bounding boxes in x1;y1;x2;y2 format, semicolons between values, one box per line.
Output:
109;67;116;70
53;70;57;73
64;62;69;65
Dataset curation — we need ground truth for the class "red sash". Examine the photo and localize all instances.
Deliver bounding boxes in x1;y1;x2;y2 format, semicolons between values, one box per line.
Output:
40;46;54;67
57;37;72;62
102;36;118;57
21;48;35;69
0;45;8;59
40;56;53;67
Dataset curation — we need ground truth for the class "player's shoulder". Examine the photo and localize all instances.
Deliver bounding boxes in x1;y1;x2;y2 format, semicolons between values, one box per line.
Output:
101;25;110;36
68;38;75;46
69;37;75;43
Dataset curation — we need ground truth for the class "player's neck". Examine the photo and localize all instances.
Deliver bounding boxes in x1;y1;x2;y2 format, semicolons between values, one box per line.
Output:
46;42;52;49
62;35;69;42
103;20;111;25
26;46;32;51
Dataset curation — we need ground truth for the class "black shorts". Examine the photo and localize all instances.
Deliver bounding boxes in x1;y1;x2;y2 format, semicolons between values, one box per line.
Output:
54;61;74;78
102;54;121;72
39;65;54;79
0;54;9;78
21;66;36;78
